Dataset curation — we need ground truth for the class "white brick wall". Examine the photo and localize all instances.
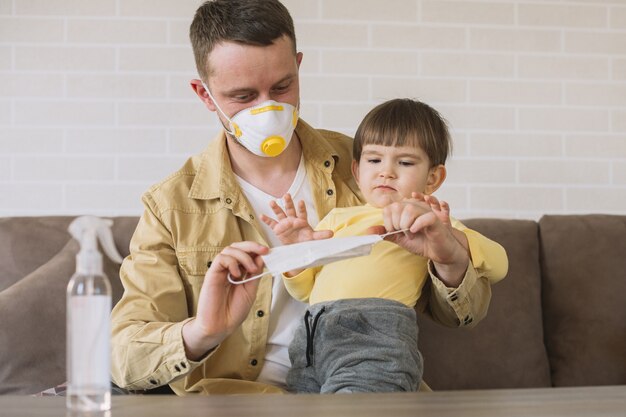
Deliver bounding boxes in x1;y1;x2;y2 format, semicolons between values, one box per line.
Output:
1;0;625;219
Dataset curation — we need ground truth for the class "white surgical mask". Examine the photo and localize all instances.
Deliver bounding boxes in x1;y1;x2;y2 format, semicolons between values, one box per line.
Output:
203;82;298;157
228;230;407;284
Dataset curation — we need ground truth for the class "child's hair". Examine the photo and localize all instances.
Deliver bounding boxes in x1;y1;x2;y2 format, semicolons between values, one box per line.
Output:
353;98;452;167
190;0;297;82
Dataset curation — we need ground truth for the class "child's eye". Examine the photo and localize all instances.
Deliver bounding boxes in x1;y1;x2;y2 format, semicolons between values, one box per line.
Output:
367;158;381;164
399;160;414;166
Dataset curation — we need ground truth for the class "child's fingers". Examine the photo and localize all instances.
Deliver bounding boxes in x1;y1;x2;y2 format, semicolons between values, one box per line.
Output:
424;195;442;212
440;201;450;215
269;200;287;219
283;193;297;217
297;200;308;220
260;214;277;228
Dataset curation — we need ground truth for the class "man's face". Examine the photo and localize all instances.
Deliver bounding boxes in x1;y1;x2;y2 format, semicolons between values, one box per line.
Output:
352;144;440;208
203;35;302;121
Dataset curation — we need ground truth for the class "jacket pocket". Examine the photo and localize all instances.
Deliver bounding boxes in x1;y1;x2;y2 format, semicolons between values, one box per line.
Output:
176;247;224;314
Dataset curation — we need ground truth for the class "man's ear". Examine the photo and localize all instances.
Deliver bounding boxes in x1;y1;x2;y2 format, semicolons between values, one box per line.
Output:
296;52;303;68
425;165;446;195
190;79;217;112
351;159;360;182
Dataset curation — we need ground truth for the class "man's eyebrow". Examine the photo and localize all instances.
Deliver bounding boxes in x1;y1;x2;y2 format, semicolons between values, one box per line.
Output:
223;74;297;96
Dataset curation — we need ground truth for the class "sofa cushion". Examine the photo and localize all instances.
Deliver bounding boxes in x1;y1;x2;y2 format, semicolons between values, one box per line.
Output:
0;218;132;395
0;217;74;292
540;214;626;387
417;219;552;390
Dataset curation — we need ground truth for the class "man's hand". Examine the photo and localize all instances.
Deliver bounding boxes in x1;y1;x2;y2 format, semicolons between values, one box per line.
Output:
261;193;333;245
182;241;268;361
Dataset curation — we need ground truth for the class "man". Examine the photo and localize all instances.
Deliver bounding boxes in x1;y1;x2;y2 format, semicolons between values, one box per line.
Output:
111;0;493;395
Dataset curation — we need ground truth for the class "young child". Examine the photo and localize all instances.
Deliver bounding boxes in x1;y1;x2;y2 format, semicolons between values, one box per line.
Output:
261;98;508;393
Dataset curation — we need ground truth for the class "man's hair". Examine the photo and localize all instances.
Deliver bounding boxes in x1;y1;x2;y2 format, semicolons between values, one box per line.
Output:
190;0;297;81
353;98;452;167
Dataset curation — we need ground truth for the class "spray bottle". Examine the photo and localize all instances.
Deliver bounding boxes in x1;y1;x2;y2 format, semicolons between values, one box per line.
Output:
66;216;123;412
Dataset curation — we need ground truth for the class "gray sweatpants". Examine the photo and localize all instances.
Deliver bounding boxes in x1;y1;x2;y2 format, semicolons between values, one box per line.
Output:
286;298;423;393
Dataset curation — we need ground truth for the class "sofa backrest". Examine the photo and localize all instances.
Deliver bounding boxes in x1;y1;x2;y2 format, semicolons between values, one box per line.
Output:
539;214;626;387
417;218;552;390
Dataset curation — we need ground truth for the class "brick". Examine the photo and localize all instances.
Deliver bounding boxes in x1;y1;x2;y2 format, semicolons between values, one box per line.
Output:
0;18;64;42
117;102;208;126
433;185;468;212
438;105;515;130
470;80;561;105
566;134;626;158
565;32;626;55
613;110;626;132
614;58;626;80
298;22;368;48
446;159;516;184
422;0;514;25
0;129;63;153
13;156;115;181
117;156;188;181
322;0;417;22
169;128;219;154
0;101;10;125
519;55;609;80
614;162;626;184
14;101;115;126
15;46;116;71
0;46;10;70
169;20;192;45
565;82;626;106
66;74;168;99
372;25;466;49
67;19;167;44
0;0;12;14
470;28;561;52
322;50;418;75
520;160;609;184
470;133;562;157
300;75;369;101
0;157;10;180
471;186;564;211
519;4;607;28
0;184;64;211
169;75;211;99
372;78;466;103
566;187;626;213
284;0;319;19
119;46;195;72
421;53;515;77
66;129;168;154
119;0;198;18
320;103;373;132
450;132;469;157
65;183;146;212
0;74;64;98
610;6;626;29
298;50;321;74
15;0;115;16
519;108;608;132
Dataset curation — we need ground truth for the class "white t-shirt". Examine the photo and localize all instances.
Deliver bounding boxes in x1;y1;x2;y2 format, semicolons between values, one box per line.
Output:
234;156;319;389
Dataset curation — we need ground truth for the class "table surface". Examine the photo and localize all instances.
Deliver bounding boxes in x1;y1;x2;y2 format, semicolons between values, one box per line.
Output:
2;385;625;417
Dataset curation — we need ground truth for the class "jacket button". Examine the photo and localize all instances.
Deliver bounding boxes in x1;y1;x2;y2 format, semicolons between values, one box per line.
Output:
149;379;158;385
256;310;265;317
250;359;258;366
324;160;331;167
225;197;232;204
207;261;212;268
326;189;334;196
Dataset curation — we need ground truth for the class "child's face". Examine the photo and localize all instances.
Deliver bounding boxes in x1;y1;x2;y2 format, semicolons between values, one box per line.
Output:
352;144;445;208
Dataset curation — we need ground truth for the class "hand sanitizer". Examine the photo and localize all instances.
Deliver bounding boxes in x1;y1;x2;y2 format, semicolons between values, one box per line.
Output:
66;216;123;412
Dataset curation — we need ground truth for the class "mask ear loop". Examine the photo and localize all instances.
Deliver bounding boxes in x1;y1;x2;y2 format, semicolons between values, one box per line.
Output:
201;81;236;136
227;270;271;285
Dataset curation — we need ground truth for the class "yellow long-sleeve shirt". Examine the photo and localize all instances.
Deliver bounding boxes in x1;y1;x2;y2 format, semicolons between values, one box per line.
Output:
284;204;508;308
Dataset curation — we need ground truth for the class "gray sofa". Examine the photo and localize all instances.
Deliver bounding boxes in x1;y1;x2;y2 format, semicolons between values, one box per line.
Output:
1;215;625;395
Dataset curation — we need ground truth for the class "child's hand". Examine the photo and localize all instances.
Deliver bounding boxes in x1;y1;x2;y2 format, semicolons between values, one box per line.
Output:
381;195;469;287
261;193;333;245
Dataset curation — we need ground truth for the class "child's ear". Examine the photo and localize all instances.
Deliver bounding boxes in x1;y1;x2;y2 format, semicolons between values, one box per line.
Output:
425;165;446;195
351;159;360;182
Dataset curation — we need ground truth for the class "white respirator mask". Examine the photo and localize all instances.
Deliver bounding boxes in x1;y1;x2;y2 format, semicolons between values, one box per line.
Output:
227;229;408;284
203;82;299;157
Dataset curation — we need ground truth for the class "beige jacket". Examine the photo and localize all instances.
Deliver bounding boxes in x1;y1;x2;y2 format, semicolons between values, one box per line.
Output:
110;120;495;394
